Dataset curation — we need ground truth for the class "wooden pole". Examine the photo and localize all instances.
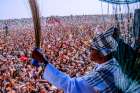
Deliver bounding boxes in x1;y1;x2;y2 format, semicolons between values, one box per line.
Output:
29;0;41;48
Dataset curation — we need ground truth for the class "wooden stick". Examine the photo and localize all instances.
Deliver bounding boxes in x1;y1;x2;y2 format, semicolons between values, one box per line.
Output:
29;0;41;48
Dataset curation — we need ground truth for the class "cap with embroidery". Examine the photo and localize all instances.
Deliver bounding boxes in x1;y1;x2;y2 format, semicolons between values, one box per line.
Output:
91;27;118;56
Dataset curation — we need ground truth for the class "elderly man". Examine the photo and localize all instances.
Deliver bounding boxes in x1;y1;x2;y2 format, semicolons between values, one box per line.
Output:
32;28;140;93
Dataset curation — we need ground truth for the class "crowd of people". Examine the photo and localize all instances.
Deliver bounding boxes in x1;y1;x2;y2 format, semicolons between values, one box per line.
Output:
0;20;99;93
0;15;134;93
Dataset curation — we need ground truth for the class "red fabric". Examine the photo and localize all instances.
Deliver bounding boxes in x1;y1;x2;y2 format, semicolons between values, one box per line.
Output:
19;56;28;62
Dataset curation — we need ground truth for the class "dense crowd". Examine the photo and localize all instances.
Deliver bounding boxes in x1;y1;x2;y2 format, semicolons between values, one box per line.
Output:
0;15;134;93
0;21;99;93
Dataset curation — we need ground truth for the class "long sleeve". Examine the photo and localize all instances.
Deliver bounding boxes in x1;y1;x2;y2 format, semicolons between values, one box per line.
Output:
43;64;95;93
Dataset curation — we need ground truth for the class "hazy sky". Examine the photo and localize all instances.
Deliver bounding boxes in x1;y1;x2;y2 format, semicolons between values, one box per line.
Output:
0;0;138;19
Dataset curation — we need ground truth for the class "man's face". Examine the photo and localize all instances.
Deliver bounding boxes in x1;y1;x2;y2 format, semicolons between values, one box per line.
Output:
89;48;104;63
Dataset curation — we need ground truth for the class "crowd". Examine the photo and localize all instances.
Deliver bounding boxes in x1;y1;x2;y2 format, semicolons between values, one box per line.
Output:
0;20;99;93
0;15;134;93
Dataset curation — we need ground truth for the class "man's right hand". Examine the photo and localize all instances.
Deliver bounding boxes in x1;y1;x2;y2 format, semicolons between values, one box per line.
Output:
32;48;48;64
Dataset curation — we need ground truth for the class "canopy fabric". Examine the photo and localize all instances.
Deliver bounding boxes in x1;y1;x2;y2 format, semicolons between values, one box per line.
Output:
99;0;140;4
133;9;140;50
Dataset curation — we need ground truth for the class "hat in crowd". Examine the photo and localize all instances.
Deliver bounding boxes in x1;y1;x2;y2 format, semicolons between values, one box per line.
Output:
91;27;118;56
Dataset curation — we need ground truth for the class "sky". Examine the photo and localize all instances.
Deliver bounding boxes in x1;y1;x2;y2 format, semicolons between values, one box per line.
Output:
0;0;138;20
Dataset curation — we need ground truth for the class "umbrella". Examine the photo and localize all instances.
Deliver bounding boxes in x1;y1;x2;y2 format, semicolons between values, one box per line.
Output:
99;0;140;4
